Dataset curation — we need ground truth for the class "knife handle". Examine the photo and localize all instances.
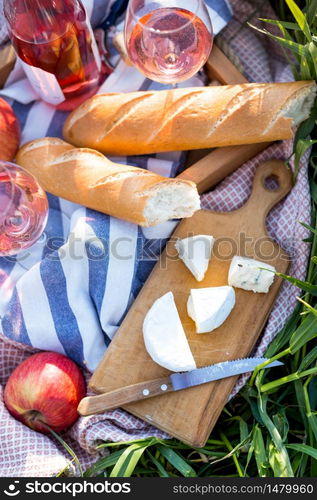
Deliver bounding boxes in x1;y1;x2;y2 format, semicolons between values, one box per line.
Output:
78;376;173;416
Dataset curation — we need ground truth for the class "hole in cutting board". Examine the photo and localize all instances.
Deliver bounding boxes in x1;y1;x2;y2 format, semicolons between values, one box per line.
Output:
264;174;280;191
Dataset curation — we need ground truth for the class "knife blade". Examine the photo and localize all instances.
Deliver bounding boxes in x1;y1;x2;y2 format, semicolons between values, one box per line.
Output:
170;357;282;390
78;357;283;416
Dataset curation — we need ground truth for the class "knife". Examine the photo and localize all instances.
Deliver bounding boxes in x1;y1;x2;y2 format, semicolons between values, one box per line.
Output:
78;357;283;416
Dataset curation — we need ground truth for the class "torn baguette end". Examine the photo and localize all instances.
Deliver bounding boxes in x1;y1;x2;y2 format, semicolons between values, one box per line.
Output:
143;180;201;227
282;80;317;127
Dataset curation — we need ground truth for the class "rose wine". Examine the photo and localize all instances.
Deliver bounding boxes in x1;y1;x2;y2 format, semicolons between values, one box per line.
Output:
0;163;48;256
127;7;213;83
4;0;107;110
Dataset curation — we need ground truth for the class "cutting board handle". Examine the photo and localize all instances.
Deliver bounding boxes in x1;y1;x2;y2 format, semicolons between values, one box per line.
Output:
177;143;272;194
242;160;293;220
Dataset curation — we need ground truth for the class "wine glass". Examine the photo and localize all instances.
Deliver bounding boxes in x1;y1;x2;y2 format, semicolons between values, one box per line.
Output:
124;0;213;84
0;161;49;256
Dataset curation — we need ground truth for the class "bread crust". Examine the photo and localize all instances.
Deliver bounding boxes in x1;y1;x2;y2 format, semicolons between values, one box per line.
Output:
15;138;200;226
63;82;317;155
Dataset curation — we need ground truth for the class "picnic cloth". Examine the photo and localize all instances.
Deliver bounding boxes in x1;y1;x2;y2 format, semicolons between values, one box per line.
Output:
0;0;311;477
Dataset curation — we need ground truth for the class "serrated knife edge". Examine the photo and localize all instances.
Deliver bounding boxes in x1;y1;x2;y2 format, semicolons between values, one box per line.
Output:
170;357;283;391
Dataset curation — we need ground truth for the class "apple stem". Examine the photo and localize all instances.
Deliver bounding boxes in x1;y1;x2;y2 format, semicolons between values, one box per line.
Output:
26;410;42;425
40;422;83;477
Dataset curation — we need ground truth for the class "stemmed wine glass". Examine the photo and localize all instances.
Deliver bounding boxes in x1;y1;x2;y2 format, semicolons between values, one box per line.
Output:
124;0;213;84
0;161;49;256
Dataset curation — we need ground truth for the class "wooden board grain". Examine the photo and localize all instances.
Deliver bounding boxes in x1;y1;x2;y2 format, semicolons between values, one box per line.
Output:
90;160;293;446
205;44;247;85
180;142;271;193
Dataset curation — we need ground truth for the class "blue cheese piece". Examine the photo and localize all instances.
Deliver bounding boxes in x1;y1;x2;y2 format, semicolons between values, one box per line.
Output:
228;256;276;293
175;235;215;282
187;286;236;334
143;291;196;372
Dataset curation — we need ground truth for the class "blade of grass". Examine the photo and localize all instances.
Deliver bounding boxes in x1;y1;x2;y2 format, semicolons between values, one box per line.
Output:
218;431;246;477
253;425;270;477
249;346;291;387
285;0;312;41
268;440;290;477
291;452;304;476
272;411;289;442
260;366;317;392
96;438;158;450
307;412;317;442
274;272;317;296
84;449;126;477
255;388;293;477
303;376;317;442
259;18;300;30
294;378;310;432
110;440;156;477
298;452;309;478
244;442;255;477
248;24;305;56
289;313;317;353
306;0;317;25
39;423;83;477
266;304;302;357
308;375;317;409
300;50;313;79
199;435;250;472
259;16;301;72
299;221;317;235
146;450;170;477
157;445;197;477
226;416;249;452
308;42;317;75
298;344;317;371
286;443;317;460
294;102;317;152
295;140;317;172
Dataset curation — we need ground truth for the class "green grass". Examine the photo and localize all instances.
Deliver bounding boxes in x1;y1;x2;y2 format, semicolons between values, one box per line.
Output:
75;1;317;477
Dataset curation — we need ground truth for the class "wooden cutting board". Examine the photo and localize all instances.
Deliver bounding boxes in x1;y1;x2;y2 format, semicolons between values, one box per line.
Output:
90;160;293;447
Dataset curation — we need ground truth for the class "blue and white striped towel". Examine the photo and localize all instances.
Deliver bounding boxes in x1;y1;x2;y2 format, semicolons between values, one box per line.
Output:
0;0;232;371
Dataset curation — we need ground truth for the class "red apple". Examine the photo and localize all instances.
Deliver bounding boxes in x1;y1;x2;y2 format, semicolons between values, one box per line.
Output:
4;352;86;434
0;98;20;161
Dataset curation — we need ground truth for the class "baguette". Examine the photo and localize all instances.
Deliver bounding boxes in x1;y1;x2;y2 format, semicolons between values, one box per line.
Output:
15;138;200;227
63;82;317;156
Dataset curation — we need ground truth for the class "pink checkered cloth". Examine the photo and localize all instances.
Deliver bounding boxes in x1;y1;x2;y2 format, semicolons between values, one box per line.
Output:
0;1;6;45
0;0;311;476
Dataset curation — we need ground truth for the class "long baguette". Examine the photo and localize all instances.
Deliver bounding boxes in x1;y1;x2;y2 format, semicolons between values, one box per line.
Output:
63;82;317;156
15;138;200;227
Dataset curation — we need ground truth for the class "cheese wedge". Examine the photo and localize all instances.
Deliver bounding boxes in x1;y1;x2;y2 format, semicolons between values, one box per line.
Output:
187;286;236;334
175;235;215;281
143;291;196;372
228;256;276;293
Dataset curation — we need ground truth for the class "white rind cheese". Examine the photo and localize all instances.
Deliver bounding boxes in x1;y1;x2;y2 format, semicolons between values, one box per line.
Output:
175;234;215;282
187;286;236;334
143;291;196;372
228;256;276;293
